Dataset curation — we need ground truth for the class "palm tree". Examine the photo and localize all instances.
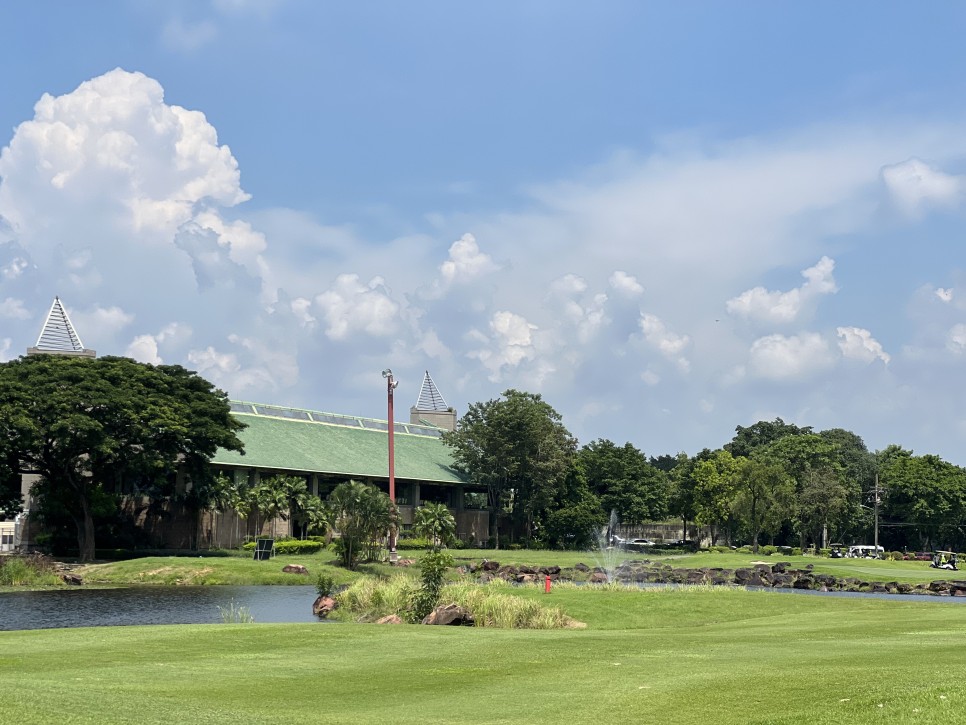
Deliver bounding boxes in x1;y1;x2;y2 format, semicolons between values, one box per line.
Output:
327;481;393;569
412;502;457;551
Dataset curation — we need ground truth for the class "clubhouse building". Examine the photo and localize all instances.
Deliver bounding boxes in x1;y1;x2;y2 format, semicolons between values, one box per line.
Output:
5;298;487;552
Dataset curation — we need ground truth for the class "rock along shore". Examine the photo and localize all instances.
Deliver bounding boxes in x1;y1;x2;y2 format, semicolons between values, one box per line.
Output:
466;559;966;597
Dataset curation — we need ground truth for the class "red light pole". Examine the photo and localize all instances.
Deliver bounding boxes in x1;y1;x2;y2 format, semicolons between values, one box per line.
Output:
382;368;399;563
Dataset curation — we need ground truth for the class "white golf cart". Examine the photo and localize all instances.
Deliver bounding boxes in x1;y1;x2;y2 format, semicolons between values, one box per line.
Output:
846;545;884;559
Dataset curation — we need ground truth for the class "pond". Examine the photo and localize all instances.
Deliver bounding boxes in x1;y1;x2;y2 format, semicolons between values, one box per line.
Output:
0;585;323;631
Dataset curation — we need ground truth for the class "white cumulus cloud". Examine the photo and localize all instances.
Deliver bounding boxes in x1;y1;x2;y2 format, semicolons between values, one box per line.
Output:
439;233;497;285
748;332;835;381
314;274;399;340
609;271;644;297
467;310;537;379
936;288;954;303
837;326;890;364
727;256;838;324
639;313;690;371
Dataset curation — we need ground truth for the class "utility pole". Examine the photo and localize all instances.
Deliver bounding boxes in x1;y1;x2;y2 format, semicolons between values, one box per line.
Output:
382;369;399;564
873;473;880;557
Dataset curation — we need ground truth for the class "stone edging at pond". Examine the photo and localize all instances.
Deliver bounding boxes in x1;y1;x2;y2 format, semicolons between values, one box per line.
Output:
466;560;966;597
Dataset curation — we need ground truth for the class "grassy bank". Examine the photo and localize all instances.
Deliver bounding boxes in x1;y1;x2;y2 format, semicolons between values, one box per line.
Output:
2;585;965;724
69;548;956;588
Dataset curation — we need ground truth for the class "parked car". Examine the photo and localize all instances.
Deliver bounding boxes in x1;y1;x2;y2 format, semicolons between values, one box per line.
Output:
622;538;657;551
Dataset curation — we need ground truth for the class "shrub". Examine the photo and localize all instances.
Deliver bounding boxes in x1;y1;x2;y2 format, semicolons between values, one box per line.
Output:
241;539;323;555
396;536;433;550
790;547;802;556
760;546;777;556
890;551;904;561
0;555;60;586
316;572;336;598
409;550;454;622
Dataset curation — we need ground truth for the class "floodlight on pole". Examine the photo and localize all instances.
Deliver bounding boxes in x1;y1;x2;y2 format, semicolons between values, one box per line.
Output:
382;368;399;563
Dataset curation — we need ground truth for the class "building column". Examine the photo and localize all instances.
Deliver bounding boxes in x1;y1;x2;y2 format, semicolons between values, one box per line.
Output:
412;483;421;507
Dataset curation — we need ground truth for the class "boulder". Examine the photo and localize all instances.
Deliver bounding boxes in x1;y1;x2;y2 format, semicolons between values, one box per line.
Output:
422;603;474;626
312;595;338;618
588;571;609;584
480;560;500;572
60;572;83;586
516;573;536;584
376;615;403;624
393;558;416;567
282;564;309;575
539;565;561;576
573;562;590;572
733;568;755;584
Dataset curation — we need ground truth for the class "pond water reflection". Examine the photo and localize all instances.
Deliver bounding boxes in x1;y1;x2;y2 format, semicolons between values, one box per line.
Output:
0;585;322;631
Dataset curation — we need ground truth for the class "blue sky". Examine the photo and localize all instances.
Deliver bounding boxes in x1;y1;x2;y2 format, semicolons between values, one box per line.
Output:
3;1;966;464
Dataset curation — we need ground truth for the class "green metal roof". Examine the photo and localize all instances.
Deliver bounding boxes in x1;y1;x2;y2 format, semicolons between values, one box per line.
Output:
211;401;465;484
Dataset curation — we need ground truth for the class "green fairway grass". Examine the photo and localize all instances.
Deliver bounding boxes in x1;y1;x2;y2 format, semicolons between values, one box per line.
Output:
3;586;966;724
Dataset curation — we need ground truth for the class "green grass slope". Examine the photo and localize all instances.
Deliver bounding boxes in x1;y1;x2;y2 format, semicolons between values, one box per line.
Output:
2;586;965;724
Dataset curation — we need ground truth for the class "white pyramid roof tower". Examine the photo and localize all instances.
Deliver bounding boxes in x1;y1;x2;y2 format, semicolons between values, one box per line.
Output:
409;370;456;431
414;370;449;411
27;297;96;358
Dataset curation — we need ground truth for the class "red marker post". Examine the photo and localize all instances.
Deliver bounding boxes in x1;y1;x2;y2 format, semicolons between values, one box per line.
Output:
545;574;551;593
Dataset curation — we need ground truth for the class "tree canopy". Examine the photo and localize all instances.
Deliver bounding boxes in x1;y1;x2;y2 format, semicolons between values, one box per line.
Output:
442;389;577;547
0;355;245;561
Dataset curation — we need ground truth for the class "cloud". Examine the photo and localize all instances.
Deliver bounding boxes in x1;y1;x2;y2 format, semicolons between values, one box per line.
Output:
609;271;644;297
467;310;537;380
726;256;838;324
124;322;192;365
314;274;399;340
948;324;966;354
748;332;835;381
837;326;890;364
639;313;690;371
881;158;963;219
439;233;497;286
72;305;135;340
161;17;218;52
936;288;954;303
0;297;30;320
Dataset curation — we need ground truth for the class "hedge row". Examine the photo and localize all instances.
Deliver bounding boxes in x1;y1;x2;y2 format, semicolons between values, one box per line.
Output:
241;539;324;555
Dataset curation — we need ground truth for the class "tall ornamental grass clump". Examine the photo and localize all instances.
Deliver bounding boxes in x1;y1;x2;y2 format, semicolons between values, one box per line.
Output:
444;581;582;629
334;576;582;628
335;576;417;622
0;555;61;586
217;600;255;623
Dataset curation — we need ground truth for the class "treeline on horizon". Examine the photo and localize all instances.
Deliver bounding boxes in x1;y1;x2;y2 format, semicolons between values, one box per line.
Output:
443;389;966;553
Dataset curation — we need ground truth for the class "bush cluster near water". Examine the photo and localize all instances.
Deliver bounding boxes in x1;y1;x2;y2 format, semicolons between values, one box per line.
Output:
0;555;61;586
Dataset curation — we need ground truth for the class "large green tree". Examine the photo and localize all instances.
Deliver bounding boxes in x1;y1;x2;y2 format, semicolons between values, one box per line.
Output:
692;449;740;545
0;355;245;561
579;439;669;526
442;389;576;548
731;458;795;552
726;418;812;458
879;449;966;550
